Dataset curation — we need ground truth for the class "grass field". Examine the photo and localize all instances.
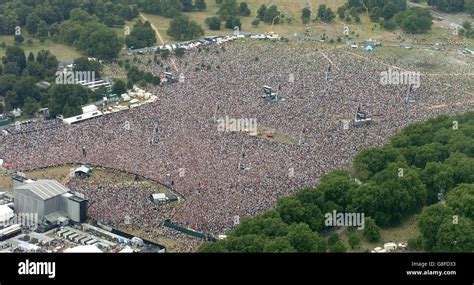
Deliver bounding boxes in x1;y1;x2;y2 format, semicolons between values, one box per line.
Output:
140;0;474;50
0;173;13;192
142;0;355;43
340;214;420;252
0;1;468;64
24;165;175;196
111;20;139;42
0;36;81;62
0;19;137;63
25;165;73;183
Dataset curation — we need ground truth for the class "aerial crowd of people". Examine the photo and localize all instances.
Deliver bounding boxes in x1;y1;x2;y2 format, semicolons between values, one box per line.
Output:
0;39;472;251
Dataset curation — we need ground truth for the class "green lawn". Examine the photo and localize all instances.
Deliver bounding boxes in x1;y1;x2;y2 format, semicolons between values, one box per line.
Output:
340;214;420;252
111;20;139;42
0;35;81;62
140;1;450;45
142;0;351;43
140;13;173;43
150;0;474;47
0;19;138;63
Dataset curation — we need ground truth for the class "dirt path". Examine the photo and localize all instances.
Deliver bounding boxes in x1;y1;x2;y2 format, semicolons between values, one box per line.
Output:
140;13;179;72
140;13;165;45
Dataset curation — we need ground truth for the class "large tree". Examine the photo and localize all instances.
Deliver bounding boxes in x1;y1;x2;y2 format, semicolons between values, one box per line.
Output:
3;46;27;73
239;2;251;16
318;170;357;210
218;0;239;20
286;223;326;252
263;5;281;24
14;76;40;102
22;96;40;116
36;50;59;80
195;0;207;11
125;20;157;49
225;234;269;252
180;0;195;12
73;57;102;79
257;4;267;20
317;4;335;23
160;0;183;18
302;7;311;24
112;80;127;96
363;218;380;242
205;17;221;30
26;13;41;35
417;204;454;251
58;19;122;60
370;163;427;226
354;146;404;181
47;84;92;117
166;15;204;40
394;8;433;34
446;184;474;220
77;24;122;59
466;0;474;16
434;217;474;252
420;162;455;204
446;153;474;185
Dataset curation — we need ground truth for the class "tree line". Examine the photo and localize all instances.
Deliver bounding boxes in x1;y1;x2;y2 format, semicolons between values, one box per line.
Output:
332;0;435;34
205;0;250;31
0;44;106;118
0;41;166;118
139;0;207;17
0;0;140;59
427;0;474;15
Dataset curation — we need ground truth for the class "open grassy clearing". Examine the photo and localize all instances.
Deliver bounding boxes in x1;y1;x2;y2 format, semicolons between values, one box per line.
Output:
363;44;474;74
0;35;81;62
111;19;140;43
339;214;420;252
24;165;174;196
139;0;474;49
0;173;13;192
142;0;354;42
141;4;472;50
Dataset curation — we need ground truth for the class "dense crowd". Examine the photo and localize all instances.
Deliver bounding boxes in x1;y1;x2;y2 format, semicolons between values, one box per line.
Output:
67;176;169;230
66;172;202;252
0;40;472;248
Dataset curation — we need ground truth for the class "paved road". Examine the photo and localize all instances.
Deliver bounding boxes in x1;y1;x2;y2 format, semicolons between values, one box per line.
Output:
408;1;464;26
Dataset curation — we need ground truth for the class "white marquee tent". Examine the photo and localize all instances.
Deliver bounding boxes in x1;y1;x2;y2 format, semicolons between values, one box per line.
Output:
0;205;14;224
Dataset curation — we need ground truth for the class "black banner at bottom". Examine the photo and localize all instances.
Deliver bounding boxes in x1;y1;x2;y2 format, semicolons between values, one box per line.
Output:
0;253;472;284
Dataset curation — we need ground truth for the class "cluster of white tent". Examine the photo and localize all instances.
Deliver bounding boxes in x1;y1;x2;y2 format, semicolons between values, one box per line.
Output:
250;33;282;40
371;242;408;253
64;244;103;253
131;32;282;55
160;34;246;50
62;86;158;125
120;86;154;102
131;39;207;54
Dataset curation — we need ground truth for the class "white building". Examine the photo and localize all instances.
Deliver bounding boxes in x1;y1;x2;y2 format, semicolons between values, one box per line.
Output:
64;245;102;253
150;193;167;203
384;242;398;251
0;205;14;225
